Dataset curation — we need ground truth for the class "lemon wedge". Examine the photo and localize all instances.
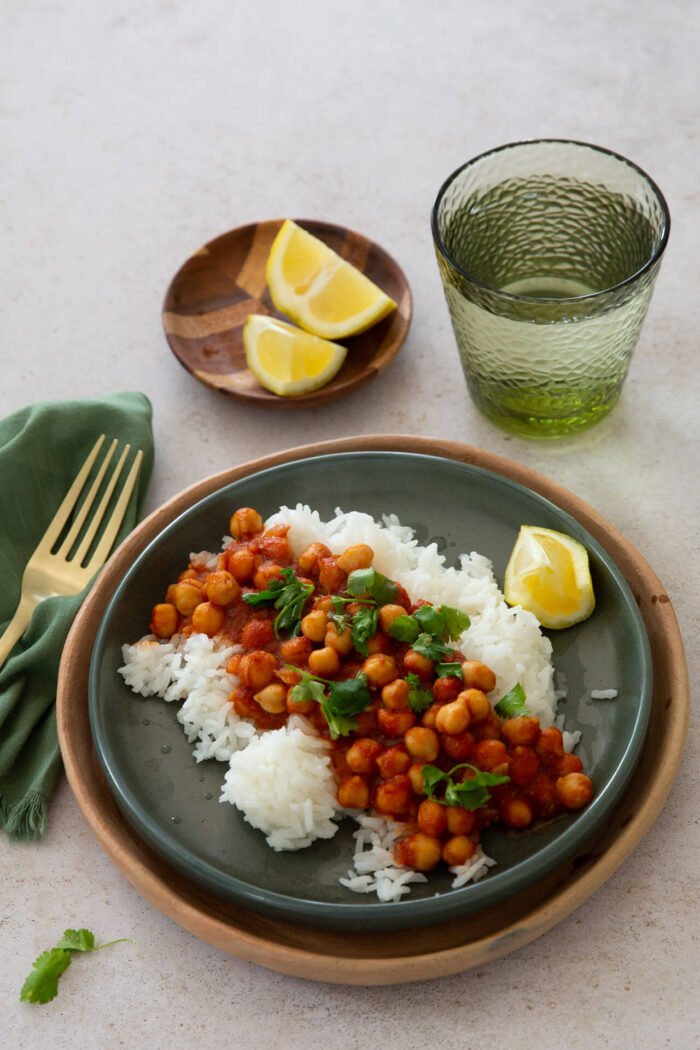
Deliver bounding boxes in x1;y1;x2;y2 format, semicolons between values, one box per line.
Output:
266;220;397;339
503;525;595;629
243;314;347;396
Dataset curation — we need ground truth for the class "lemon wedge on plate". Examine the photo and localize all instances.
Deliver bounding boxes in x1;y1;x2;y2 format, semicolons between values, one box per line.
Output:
266;220;397;339
504;525;596;629
243;314;347;396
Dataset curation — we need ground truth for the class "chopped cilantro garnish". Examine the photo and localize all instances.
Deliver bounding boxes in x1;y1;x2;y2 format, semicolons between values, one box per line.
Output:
421;763;510;811
439;605;470;640
411;632;453;661
494;683;530;718
242;567;314;637
289;670;372;739
387;614;420;643
405;672;434;713
435;661;464;679
350;605;379;658
346;567;398;606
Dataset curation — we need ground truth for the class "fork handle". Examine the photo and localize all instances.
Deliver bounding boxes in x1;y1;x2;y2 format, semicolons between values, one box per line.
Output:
0;596;36;671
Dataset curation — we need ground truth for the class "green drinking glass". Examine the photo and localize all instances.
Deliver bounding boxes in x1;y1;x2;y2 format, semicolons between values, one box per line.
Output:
431;140;670;437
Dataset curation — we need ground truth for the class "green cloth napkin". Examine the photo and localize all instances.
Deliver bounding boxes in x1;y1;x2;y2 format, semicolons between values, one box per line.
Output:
0;392;154;841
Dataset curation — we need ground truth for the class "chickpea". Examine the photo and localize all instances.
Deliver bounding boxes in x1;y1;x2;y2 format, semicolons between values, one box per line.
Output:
173;579;205;617
254;682;288;714
402;649;433;681
408;762;427;795
204;570;240;607
374;774;413;816
536;726;565;763
318;557;347;592
150;603;178;638
394;832;442;872
441;731;475;762
337;775;371;810
417;799;448;837
297;542;332;576
227;547;256;583
325;621;354;656
556;773;593;810
312;595;334;613
462;688;492;723
308;646;340;677
472;712;502;741
165;583;178;605
337;544;374;574
461;660;497;693
238;650;278;691
527;770;561;820
432;676;462;704
376;708;416;737
376;746;411;778
435;698;470;736
178;568;198;582
301;609;328;642
557;753;584;777
421;703;442;729
404;727;440;762
279;636;313;665
378;604;408;633
445;806;476;836
509;745;540;786
253;562;284;590
346;738;384;774
191;601;225;637
442;836;476;867
475;739;509;774
229;507;263;539
381;678;411;711
241;618;274;649
362;654;399;687
226;654;241;676
501;716;540;747
366;633;392;655
286;694;315;715
259;526;292;564
500;796;534;829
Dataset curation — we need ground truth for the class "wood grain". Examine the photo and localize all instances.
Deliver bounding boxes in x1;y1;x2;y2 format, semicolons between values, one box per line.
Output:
57;436;689;985
162;220;412;408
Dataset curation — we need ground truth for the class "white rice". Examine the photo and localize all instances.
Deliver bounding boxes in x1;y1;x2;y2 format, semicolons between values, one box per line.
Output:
220;716;340;850
119;505;583;901
591;688;619;700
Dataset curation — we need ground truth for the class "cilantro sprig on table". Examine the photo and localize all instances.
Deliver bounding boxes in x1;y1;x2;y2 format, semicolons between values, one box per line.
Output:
421;763;510;811
242;567;314;637
288;669;373;739
20;929;128;1004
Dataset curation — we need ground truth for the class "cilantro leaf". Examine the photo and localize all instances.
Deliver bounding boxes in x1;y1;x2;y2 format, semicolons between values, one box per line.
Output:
387;614;420;643
20;948;72;1004
494;683;530;718
435;661;464;679
346;567;398;605
289;677;327;705
19;929;128;1005
242;567;314;637
421;762;510;811
289;670;372;739
414;604;445;637
439;605;470;640
411;632;452;661
350;605;379;658
405;672;434;713
55;929;96;953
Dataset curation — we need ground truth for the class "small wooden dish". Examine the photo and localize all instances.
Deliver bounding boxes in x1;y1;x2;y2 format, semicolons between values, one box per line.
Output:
162;220;412;407
57;437;688;984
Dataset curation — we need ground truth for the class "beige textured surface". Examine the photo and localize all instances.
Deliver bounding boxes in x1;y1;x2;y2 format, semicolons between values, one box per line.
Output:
2;1;698;1047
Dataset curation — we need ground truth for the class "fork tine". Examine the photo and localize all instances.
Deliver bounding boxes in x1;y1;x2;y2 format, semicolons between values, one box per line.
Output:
83;449;143;575
72;443;130;566
56;438;118;558
38;435;107;552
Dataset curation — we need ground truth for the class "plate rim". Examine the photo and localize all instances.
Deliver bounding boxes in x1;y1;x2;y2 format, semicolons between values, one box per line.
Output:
88;450;653;928
57;435;689;983
161;217;413;408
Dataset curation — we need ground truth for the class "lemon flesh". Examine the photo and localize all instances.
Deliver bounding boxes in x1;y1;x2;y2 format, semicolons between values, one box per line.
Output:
243;314;347;396
503;525;595;629
266;220;397;339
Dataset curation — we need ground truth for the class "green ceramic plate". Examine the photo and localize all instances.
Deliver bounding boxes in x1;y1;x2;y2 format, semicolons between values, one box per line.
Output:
89;452;652;931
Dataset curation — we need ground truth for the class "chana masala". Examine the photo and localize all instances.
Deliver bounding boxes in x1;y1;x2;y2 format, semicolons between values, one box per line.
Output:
148;506;593;875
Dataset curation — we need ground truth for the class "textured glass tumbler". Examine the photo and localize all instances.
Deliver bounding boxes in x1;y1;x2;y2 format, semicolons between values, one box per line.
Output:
431;140;670;437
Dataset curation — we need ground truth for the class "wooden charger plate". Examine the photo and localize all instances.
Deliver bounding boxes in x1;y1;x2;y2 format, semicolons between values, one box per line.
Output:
162;220;412;407
57;436;689;985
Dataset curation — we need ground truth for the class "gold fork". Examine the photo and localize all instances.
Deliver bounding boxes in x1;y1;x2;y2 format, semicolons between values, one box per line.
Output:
0;434;143;669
